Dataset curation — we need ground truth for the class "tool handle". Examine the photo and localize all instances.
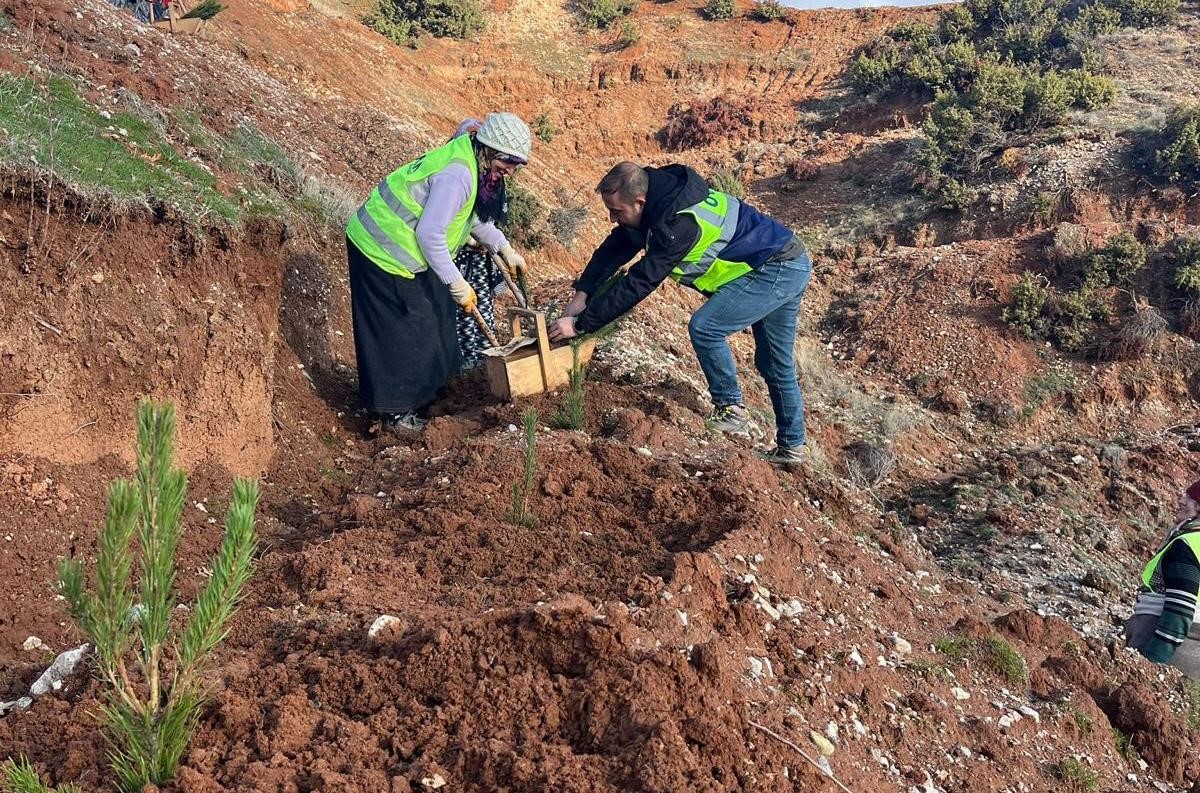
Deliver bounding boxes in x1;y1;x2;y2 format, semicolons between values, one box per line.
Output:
495;259;527;309
471;307;501;348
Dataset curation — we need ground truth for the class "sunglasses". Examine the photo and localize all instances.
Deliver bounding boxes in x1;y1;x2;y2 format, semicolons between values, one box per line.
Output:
493;153;527;168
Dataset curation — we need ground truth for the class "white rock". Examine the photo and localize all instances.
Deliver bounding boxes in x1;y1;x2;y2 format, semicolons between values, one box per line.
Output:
825;721;839;742
753;594;780;621
848;648;865;668
816;755;833;777
368;614;402;638
29;644;89;697
779;599;804;618
0;697;33;715
1018;705;1040;723
635;446;653;457
420;773;447;789
892;635;913;656
951;687;970;701
677;610;688;628
960;746;972;758
997;712;1021;729
747;656;765;679
22;636;49;652
1071;454;1085;465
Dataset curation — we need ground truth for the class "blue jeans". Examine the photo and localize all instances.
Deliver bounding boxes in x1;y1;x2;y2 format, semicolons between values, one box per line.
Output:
688;253;812;448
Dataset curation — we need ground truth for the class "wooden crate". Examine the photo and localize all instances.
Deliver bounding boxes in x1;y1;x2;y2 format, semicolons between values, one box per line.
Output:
483;308;596;401
150;0;207;34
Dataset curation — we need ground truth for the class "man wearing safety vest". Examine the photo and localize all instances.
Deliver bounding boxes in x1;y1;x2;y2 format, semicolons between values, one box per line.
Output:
346;112;532;432
1124;478;1200;678
548;161;811;465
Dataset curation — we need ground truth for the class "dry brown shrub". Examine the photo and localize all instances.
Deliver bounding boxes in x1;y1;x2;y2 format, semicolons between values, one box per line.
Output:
844;440;896;489
1181;300;1200;341
787;159;820;182
661;96;760;151
1101;306;1168;360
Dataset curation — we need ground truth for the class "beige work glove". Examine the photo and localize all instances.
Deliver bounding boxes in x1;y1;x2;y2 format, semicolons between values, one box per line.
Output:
496;242;527;277
448;278;477;314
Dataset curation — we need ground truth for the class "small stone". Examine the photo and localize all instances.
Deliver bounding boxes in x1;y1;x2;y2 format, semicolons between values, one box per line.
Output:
951;687;970;701
1070;454;1085;465
997;712;1021;729
29;644;89;697
753;594;781;621
22;636;49;652
419;773;447;789
1019;705;1040;723
634;446;653;457
747;656;765;679
779;599;804;618
809;731;835;756
959;746;972;758
847;648;865;668
677;610;688;628
367;614;402;638
91;272;104;284
891;635;912;656
825;721;839;742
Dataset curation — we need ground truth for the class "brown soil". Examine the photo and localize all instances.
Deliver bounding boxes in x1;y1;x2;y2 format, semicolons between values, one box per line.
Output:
1;0;1199;791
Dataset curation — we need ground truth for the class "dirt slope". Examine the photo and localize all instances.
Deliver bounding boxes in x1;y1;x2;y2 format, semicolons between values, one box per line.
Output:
0;0;1199;790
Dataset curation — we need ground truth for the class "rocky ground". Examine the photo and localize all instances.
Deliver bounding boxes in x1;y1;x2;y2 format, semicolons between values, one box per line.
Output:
0;0;1199;790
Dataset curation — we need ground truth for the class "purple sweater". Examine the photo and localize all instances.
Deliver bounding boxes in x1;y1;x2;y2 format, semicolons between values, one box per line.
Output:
414;161;507;284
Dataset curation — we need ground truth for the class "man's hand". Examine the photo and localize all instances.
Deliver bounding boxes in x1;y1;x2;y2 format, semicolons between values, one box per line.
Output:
496;243;527;276
564;290;588;318
548;316;578;343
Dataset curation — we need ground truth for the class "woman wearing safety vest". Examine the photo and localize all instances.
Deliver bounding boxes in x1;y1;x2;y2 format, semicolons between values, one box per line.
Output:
345;112;532;431
1125;478;1200;679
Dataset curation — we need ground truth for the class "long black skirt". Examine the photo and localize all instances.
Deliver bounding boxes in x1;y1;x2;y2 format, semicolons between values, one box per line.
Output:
347;237;462;415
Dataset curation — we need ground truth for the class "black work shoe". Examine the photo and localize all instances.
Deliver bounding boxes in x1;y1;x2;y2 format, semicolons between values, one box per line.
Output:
705;404;751;435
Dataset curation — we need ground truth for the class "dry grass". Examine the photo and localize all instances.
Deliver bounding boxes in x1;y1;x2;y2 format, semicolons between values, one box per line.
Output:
1101;306;1168;360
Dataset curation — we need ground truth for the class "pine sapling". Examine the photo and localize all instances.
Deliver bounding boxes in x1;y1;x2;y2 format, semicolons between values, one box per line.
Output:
56;400;258;793
551;343;586;430
507;409;539;527
1;756;82;793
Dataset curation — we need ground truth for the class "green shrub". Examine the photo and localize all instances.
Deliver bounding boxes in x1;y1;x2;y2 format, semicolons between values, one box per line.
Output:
1105;0;1179;27
936;176;976;211
1049;758;1098;791
983;635;1028;684
1003;271;1049;338
1087;231;1146;286
934;635;972;665
1152;104;1200;185
1051;288;1108;352
1024;70;1072;126
710;167;746;198
366;0;483;42
751;0;785;20
1070;2;1121;38
1062;69;1117;110
850;49;902;94
701;0;735;20
533;112;556;144
574;0;634;29
616;18;640;47
1172;237;1200;295
57;401;258;792
504;182;546;248
938;4;977;41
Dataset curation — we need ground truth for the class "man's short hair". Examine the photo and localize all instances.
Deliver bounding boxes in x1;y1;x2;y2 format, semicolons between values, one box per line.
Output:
596;162;648;202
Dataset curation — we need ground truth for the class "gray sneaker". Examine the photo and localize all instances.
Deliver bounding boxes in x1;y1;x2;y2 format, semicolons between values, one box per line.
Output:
706;404;751;435
382;412;428;433
757;445;806;466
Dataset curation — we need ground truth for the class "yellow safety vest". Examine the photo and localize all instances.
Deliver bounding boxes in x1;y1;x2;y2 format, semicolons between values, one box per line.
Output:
346;134;478;277
671;190;753;295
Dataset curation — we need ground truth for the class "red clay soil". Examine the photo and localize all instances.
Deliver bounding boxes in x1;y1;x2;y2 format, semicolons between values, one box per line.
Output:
2;0;1200;790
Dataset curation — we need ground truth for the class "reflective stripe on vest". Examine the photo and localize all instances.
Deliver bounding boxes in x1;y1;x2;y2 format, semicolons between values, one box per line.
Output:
346;134;477;277
1141;523;1200;589
671;189;753;295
